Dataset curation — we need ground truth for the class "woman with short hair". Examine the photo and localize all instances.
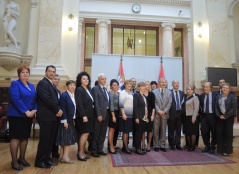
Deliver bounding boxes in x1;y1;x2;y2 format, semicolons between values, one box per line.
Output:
8;66;37;170
215;83;236;156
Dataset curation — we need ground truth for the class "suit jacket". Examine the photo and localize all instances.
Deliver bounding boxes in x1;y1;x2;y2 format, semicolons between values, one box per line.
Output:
133;92;146;119
153;88;172;119
199;91;217;115
169;89;184;120
36;77;60;122
75;86;94;118
59;91;75;122
8;79;37;117
92;84;109;120
215;94;236;119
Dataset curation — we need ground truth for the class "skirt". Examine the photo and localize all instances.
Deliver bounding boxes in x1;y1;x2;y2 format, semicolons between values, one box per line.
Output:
75;117;93;134
144;115;153;132
183;115;199;135
8;116;32;139
119;117;134;133
108;110;119;129
56;120;77;146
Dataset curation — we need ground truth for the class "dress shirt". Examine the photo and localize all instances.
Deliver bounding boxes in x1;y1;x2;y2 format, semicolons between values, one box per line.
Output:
204;92;213;113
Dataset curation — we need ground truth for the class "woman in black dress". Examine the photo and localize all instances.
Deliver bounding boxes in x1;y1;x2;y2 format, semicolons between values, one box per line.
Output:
141;81;155;152
182;84;199;151
215;83;236;156
108;79;119;154
75;72;94;161
133;82;148;155
56;80;77;164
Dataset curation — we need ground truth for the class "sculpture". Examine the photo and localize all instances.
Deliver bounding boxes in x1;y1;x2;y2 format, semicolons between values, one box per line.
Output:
3;0;20;48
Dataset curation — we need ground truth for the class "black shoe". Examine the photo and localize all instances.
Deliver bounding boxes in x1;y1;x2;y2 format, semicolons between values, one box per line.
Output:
202;147;210;153
85;155;90;159
154;147;160;152
52;153;60;158
34;162;51;168
176;146;183;150
122;148;132;154
209;149;215;154
98;150;107;155
170;146;176;150
160;148;167;152
11;163;23;171
109;149;117;154
223;153;229;156
45;160;57;166
184;145;189;151
189;146;195;151
136;149;146;155
146;148;151;152
91;152;100;157
78;157;87;161
18;159;30;166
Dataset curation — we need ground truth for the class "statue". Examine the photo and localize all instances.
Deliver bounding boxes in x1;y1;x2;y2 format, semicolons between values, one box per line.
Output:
3;0;20;48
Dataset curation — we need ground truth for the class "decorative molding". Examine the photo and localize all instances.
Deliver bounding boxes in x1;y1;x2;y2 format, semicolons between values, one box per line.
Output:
80;0;191;6
30;0;38;8
78;17;84;26
184;23;191;32
0;52;32;71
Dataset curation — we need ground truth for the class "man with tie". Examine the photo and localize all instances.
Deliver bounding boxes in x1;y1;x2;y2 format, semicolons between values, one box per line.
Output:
168;80;184;150
199;82;217;154
130;78;137;93
91;73;109;157
35;65;63;168
51;74;61;159
153;78;172;152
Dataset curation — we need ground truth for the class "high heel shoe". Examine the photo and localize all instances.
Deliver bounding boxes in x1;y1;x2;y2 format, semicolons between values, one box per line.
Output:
109;149;117;154
77;154;87;161
18;159;30;166
11;163;23;171
122;148;132;154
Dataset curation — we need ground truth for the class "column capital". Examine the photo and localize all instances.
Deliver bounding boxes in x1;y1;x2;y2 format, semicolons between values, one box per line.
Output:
184;24;191;32
30;0;38;8
161;23;176;29
78;17;84;26
96;19;111;26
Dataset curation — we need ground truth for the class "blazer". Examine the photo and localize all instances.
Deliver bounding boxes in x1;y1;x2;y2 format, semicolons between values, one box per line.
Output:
133;92;146;119
59;91;75;122
153;88;172;119
215;94;236;119
36;77;60;122
199;91;217;115
183;95;200;121
92;84;109;120
8;79;37;117
75;86;94;118
169;89;184;120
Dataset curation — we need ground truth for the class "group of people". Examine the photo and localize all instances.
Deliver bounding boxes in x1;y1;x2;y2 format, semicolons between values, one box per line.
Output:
7;65;236;171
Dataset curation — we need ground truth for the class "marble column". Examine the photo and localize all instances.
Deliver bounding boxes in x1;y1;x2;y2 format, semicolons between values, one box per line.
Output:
161;23;175;57
96;19;111;54
78;17;84;72
27;0;39;66
185;24;193;85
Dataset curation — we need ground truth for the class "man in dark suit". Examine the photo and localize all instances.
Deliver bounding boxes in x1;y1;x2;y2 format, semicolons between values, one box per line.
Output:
35;65;63;168
130;78;137;93
199;81;217;154
91;73;109;157
51;74;61;159
168;80;184;150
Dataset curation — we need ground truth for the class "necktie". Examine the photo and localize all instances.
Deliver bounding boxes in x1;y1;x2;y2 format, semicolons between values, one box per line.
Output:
161;89;164;99
206;94;209;114
175;91;180;110
103;87;109;101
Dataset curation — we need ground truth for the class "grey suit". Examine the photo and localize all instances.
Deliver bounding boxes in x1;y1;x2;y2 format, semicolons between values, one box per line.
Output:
91;84;109;152
153;88;172;148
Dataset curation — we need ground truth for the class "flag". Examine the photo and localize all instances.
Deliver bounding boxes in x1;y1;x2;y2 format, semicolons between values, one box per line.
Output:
158;57;165;88
117;58;125;88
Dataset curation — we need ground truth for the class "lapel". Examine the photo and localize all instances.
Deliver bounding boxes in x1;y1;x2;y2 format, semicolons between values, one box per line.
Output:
43;77;58;96
65;91;74;106
171;90;176;104
158;88;163;103
97;85;107;101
